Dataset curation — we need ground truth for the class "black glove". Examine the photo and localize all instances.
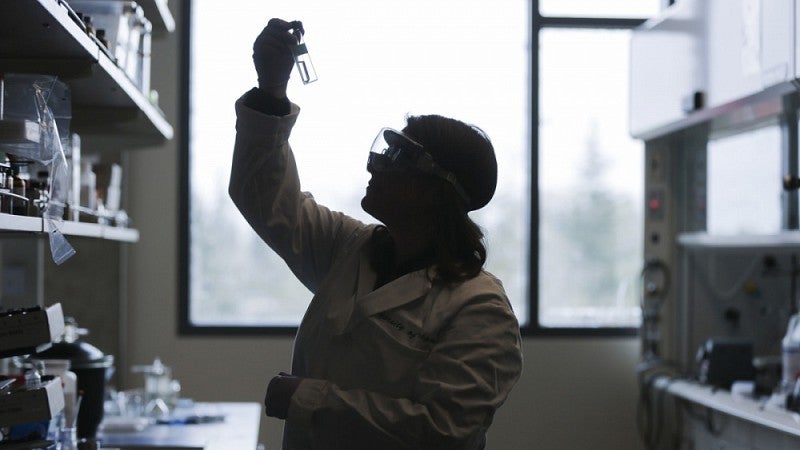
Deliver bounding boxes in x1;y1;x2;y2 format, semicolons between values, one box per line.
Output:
264;372;303;420
252;18;297;91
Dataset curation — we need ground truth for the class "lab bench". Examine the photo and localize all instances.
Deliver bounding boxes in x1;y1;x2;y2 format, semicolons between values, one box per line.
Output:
654;378;800;448
97;402;261;450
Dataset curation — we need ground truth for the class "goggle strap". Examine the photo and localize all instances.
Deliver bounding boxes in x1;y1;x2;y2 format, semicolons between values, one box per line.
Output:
371;128;472;206
436;169;471;206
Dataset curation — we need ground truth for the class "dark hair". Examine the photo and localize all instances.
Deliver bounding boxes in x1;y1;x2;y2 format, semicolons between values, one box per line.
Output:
403;114;494;282
430;188;488;282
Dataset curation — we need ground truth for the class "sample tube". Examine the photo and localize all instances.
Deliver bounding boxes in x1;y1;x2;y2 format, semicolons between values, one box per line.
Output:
290;21;318;84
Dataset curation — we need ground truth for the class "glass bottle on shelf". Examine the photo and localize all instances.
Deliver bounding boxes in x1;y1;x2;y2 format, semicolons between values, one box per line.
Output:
79;160;96;218
28;170;50;217
9;161;29;216
0;153;10;214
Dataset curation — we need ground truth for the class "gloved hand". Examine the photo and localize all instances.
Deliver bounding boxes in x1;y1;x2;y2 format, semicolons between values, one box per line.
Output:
264;372;303;419
252;18;297;96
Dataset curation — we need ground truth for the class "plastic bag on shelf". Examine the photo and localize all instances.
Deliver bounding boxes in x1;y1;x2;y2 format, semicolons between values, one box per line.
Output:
1;74;71;161
47;155;76;265
1;74;76;264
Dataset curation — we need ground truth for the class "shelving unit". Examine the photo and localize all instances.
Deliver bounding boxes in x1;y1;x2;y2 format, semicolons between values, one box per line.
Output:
0;0;174;144
0;0;174;441
0;0;175;243
0;214;138;243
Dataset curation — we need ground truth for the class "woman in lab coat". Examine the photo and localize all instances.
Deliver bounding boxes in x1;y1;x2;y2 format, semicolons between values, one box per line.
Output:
229;18;523;450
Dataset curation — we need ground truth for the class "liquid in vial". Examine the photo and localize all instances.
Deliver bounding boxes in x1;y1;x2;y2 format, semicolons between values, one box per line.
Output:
290;21;318;84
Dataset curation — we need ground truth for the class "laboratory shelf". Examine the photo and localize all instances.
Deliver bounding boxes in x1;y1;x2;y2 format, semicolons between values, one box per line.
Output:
101;225;139;242
632;82;797;141
678;232;800;250
70;54;173;141
45;219;140;242
0;0;98;62
656;378;800;438
0;213;139;242
0;213;45;233
0;0;173;144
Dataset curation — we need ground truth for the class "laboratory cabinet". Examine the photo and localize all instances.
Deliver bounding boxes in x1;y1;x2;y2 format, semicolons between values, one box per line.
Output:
630;0;800;140
704;0;796;111
0;0;175;444
631;1;800;448
629;0;706;139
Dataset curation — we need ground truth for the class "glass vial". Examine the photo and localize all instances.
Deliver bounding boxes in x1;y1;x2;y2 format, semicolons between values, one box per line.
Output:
60;427;79;450
10;162;29;216
0;154;9;214
79;161;96;213
290;21;318;84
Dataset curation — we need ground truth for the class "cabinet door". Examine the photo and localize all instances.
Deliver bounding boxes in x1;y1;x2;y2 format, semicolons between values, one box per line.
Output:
705;0;795;109
760;0;794;88
629;0;706;138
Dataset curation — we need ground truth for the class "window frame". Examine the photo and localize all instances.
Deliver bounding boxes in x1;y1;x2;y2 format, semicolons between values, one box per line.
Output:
528;12;649;337
177;0;293;336
177;0;660;337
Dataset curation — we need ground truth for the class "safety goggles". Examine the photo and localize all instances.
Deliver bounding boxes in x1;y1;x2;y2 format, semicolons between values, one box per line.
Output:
367;127;471;205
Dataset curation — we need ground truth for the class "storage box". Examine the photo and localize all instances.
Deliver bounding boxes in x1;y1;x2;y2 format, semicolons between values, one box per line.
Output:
0;74;71;156
0;377;65;427
0;119;41;145
0;303;65;358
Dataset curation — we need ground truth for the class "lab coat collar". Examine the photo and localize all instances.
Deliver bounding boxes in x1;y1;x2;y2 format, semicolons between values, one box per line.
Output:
328;250;434;336
357;269;433;317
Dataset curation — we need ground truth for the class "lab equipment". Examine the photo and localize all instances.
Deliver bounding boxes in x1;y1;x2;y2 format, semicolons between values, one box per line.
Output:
132;357;180;416
696;337;756;389
289;21;318;84
38;359;78;430
36;318;115;440
783;314;800;391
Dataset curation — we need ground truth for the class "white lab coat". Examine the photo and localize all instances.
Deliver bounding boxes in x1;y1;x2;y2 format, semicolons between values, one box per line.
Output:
229;96;523;450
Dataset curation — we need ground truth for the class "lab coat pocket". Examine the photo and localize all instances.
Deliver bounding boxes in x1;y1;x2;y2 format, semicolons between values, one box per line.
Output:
360;315;433;386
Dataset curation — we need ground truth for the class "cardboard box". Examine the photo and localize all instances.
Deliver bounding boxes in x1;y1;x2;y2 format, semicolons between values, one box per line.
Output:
0;303;65;358
0;377;65;427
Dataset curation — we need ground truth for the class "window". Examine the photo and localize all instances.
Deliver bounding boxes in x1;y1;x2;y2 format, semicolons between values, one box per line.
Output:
180;1;663;334
181;0;529;332
530;4;663;335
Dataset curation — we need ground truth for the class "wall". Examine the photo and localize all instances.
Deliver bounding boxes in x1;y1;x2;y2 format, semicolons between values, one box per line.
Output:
125;1;645;448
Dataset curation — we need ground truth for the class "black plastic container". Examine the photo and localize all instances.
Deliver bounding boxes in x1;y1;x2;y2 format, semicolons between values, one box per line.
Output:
35;320;114;439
